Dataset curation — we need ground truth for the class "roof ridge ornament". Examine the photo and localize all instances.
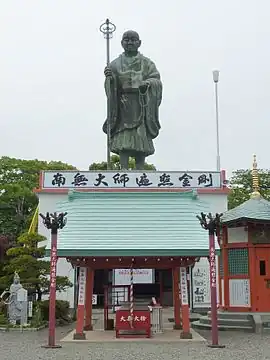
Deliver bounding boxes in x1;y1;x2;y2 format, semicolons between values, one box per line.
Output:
250;154;261;199
192;189;198;199
68;189;76;200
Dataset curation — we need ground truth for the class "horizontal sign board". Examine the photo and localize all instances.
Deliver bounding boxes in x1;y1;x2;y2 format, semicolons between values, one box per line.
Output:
114;269;154;286
42;171;221;189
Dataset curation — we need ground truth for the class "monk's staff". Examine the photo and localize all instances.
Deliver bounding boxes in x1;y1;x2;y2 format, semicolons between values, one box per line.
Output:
100;19;116;170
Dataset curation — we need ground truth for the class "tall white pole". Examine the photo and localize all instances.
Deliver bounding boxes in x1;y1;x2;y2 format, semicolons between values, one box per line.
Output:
213;70;220;172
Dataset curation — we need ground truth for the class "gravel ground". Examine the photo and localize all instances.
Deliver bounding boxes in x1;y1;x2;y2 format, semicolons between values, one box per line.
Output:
1;326;270;360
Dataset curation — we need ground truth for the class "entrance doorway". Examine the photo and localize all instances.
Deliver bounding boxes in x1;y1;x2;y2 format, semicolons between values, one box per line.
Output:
133;283;161;302
255;248;270;311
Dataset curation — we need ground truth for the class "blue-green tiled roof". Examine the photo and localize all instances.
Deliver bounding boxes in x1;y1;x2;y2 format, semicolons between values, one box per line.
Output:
46;190;218;257
221;197;270;224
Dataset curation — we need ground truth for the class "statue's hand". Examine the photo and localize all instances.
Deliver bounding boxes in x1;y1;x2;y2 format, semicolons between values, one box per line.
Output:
139;81;149;93
104;66;112;78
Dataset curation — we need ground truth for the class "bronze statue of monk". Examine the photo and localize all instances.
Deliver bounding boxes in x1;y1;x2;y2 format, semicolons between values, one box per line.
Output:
103;30;162;170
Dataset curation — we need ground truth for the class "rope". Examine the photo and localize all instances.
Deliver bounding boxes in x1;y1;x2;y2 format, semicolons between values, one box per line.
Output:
139;85;150;108
129;263;134;328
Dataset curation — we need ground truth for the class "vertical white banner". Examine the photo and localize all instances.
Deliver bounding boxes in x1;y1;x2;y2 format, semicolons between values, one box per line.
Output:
78;267;87;306
28;301;33;317
192;257;219;308
180;267;188;305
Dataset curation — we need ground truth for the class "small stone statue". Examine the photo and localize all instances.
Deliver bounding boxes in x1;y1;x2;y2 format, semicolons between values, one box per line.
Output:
103;30;162;169
8;272;23;325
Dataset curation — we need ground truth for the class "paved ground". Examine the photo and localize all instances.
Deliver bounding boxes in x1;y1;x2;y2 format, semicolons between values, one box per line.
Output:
1;326;270;360
61;328;205;343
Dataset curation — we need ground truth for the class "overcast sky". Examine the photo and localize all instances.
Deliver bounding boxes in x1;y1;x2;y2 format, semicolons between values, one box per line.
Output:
0;1;268;177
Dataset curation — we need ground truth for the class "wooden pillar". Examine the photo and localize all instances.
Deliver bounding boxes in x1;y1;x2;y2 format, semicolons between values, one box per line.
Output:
180;266;192;339
218;256;222;308
172;267;181;329
248;224;256;311
217;228;222;309
73;267;87;340
223;227;229;309
159;270;163;305
84;268;94;330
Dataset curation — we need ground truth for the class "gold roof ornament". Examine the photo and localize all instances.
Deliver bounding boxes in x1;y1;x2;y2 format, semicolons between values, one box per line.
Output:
222;154;270;224
250;154;261;199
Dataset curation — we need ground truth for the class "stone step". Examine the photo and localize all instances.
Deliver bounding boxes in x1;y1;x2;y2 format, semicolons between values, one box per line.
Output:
167;313;202;323
207;311;252;321
192;320;254;332
200;316;252;327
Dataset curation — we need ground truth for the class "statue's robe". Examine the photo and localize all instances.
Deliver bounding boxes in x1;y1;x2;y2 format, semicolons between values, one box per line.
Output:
103;52;162;157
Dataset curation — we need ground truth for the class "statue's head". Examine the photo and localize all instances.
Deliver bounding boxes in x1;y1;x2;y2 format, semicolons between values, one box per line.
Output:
13;271;20;284
121;30;141;54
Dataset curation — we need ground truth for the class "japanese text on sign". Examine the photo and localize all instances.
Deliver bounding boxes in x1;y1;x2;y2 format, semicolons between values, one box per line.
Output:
50;244;57;289
120;315;147;322
78;267;87;306
229;279;250;307
42;171;221;189
92;294;97;305
114;269;153;285
180;267;188;305
209;246;216;288
192;267;210;306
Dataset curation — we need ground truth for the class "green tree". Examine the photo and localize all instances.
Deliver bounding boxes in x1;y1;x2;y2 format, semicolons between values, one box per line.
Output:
228;169;270;209
0;157;76;296
0;157;76;239
0;233;72;298
0;235;11;261
89;154;156;171
0;157;76;188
